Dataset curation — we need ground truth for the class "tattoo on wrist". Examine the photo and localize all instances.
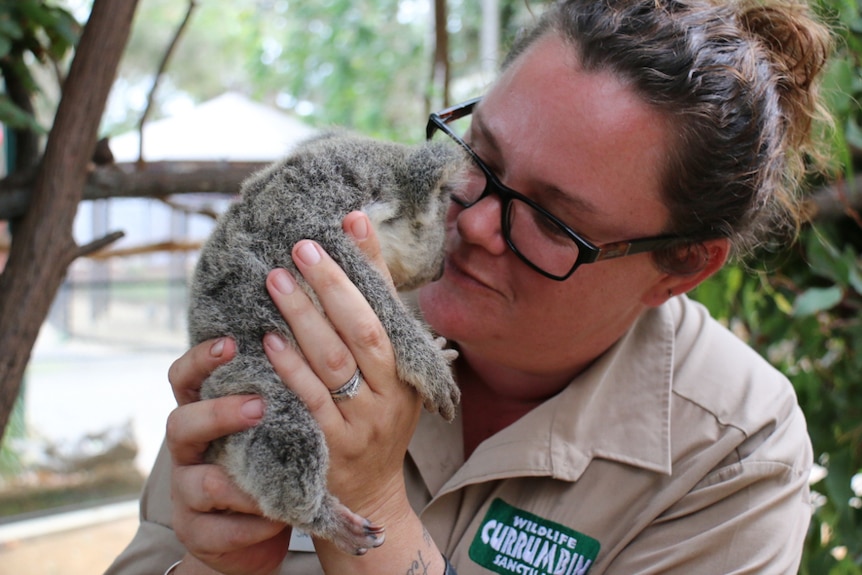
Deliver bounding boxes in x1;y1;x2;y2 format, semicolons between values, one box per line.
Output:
406;550;431;575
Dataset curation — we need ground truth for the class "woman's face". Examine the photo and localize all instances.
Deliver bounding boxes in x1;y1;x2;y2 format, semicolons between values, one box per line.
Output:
418;34;677;390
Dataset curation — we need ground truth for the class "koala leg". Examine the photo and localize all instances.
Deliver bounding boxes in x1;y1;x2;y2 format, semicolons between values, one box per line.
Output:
306;493;386;555
387;312;460;421
201;356;385;554
320;238;460;421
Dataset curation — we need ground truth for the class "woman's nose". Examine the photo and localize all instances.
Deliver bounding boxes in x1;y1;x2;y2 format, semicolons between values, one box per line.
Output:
452;191;509;256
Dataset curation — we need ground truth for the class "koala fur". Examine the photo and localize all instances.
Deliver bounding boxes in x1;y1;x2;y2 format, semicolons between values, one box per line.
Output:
187;131;465;555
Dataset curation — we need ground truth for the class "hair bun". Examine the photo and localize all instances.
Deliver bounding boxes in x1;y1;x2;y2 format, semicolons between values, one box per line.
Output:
739;0;832;146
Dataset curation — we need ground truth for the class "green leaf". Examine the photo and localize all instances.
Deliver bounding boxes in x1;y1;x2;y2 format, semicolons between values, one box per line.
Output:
0;95;44;133
793;286;844;317
0;34;11;59
849;264;862;296
0;13;24;41
846;118;862;151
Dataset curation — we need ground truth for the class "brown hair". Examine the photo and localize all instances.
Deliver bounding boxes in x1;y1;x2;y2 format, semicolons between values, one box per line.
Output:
505;0;834;273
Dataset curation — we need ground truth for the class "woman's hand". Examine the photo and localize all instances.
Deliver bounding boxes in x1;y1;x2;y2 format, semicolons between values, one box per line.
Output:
263;211;422;521
166;339;291;575
263;212;442;573
164;211;441;574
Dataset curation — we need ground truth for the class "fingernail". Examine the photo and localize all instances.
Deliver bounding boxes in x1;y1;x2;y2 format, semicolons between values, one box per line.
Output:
241;398;264;419
210;338;225;357
351;215;369;240
264;332;286;351
296;241;321;265
271;269;295;294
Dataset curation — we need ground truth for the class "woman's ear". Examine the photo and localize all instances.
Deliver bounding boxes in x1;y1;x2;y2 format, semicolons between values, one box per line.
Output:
642;238;730;307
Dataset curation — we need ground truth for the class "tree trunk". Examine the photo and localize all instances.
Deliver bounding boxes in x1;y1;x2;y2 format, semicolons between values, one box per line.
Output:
429;0;450;111
0;0;140;442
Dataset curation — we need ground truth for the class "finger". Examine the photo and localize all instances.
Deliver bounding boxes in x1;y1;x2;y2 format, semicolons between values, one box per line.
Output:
265;268;358;391
177;506;288;557
343;211;393;286
168;338;236;406
173;461;261;516
263;331;350;429
291;240;397;392
166;395;264;465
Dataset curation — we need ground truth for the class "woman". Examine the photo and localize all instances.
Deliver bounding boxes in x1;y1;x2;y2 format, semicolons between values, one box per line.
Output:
107;0;832;573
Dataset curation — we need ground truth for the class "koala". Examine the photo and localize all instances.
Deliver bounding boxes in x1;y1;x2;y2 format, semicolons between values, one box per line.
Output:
187;131;465;555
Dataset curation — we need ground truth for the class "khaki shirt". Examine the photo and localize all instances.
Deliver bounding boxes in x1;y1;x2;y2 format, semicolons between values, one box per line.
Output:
106;296;812;575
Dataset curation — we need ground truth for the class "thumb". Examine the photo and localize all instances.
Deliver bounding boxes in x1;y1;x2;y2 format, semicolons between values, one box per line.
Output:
343;211;393;286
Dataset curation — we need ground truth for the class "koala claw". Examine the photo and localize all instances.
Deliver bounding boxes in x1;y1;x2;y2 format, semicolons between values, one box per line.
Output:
329;503;386;555
433;336;459;362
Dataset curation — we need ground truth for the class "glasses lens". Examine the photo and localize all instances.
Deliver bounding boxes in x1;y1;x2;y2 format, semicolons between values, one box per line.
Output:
429;116;486;205
429;102;582;280
506;199;580;278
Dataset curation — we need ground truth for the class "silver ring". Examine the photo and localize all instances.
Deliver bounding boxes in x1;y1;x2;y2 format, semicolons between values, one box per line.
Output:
330;368;362;402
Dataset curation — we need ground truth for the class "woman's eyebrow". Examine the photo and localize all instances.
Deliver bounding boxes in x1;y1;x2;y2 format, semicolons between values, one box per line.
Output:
472;106;604;219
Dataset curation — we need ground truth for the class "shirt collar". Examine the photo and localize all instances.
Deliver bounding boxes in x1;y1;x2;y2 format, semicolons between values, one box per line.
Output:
409;300;676;496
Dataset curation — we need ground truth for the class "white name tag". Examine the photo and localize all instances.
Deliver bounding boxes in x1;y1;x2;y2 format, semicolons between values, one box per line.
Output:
288;528;317;553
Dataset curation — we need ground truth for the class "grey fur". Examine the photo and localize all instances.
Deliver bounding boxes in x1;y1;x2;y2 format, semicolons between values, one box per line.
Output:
187;131;465;555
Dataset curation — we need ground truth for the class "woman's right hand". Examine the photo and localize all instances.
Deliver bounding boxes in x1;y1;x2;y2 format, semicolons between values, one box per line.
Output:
166;337;291;575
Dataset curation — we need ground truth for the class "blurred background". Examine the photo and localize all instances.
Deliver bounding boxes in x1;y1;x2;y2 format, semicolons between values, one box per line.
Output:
0;1;859;574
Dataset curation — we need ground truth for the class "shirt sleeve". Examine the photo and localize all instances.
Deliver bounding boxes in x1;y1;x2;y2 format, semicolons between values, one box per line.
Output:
103;441;187;575
603;406;813;575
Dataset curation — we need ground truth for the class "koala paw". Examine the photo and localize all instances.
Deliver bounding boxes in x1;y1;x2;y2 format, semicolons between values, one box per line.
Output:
404;340;460;422
434;336;460;363
389;317;460;422
328;502;386;555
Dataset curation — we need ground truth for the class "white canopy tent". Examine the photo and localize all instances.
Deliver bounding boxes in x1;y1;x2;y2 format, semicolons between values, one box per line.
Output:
75;92;318;252
109;91;317;162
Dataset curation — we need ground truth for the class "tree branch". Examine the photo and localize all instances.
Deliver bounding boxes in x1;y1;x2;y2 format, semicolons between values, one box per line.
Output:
0;160;264;220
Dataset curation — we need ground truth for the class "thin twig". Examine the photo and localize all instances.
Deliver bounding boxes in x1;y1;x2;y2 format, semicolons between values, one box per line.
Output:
137;0;198;162
75;230;126;259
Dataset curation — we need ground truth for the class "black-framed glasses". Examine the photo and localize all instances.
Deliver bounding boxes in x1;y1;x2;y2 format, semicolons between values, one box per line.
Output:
426;97;701;281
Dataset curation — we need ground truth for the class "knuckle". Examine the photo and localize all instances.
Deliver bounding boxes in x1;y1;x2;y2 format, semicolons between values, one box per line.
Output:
301;387;331;413
165;408;184;447
323;347;353;374
353;316;387;350
167;358;180;385
199;466;228;507
309;265;343;294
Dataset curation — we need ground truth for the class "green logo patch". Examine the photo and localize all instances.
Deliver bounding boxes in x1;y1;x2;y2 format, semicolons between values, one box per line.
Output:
468;498;600;575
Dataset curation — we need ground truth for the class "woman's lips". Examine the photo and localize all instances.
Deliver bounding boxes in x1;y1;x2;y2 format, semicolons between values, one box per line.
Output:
444;254;499;294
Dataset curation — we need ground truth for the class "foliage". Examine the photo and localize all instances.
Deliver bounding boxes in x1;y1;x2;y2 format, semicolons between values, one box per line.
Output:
0;0;79;132
104;0;553;142
106;0;435;141
692;0;862;571
1;1;860;571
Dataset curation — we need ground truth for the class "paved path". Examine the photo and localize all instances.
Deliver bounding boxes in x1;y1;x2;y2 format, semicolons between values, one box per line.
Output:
0;516;138;574
1;323;184;574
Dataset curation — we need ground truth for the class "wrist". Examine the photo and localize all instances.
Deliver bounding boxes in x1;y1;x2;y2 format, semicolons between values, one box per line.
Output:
315;500;441;575
343;474;411;529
